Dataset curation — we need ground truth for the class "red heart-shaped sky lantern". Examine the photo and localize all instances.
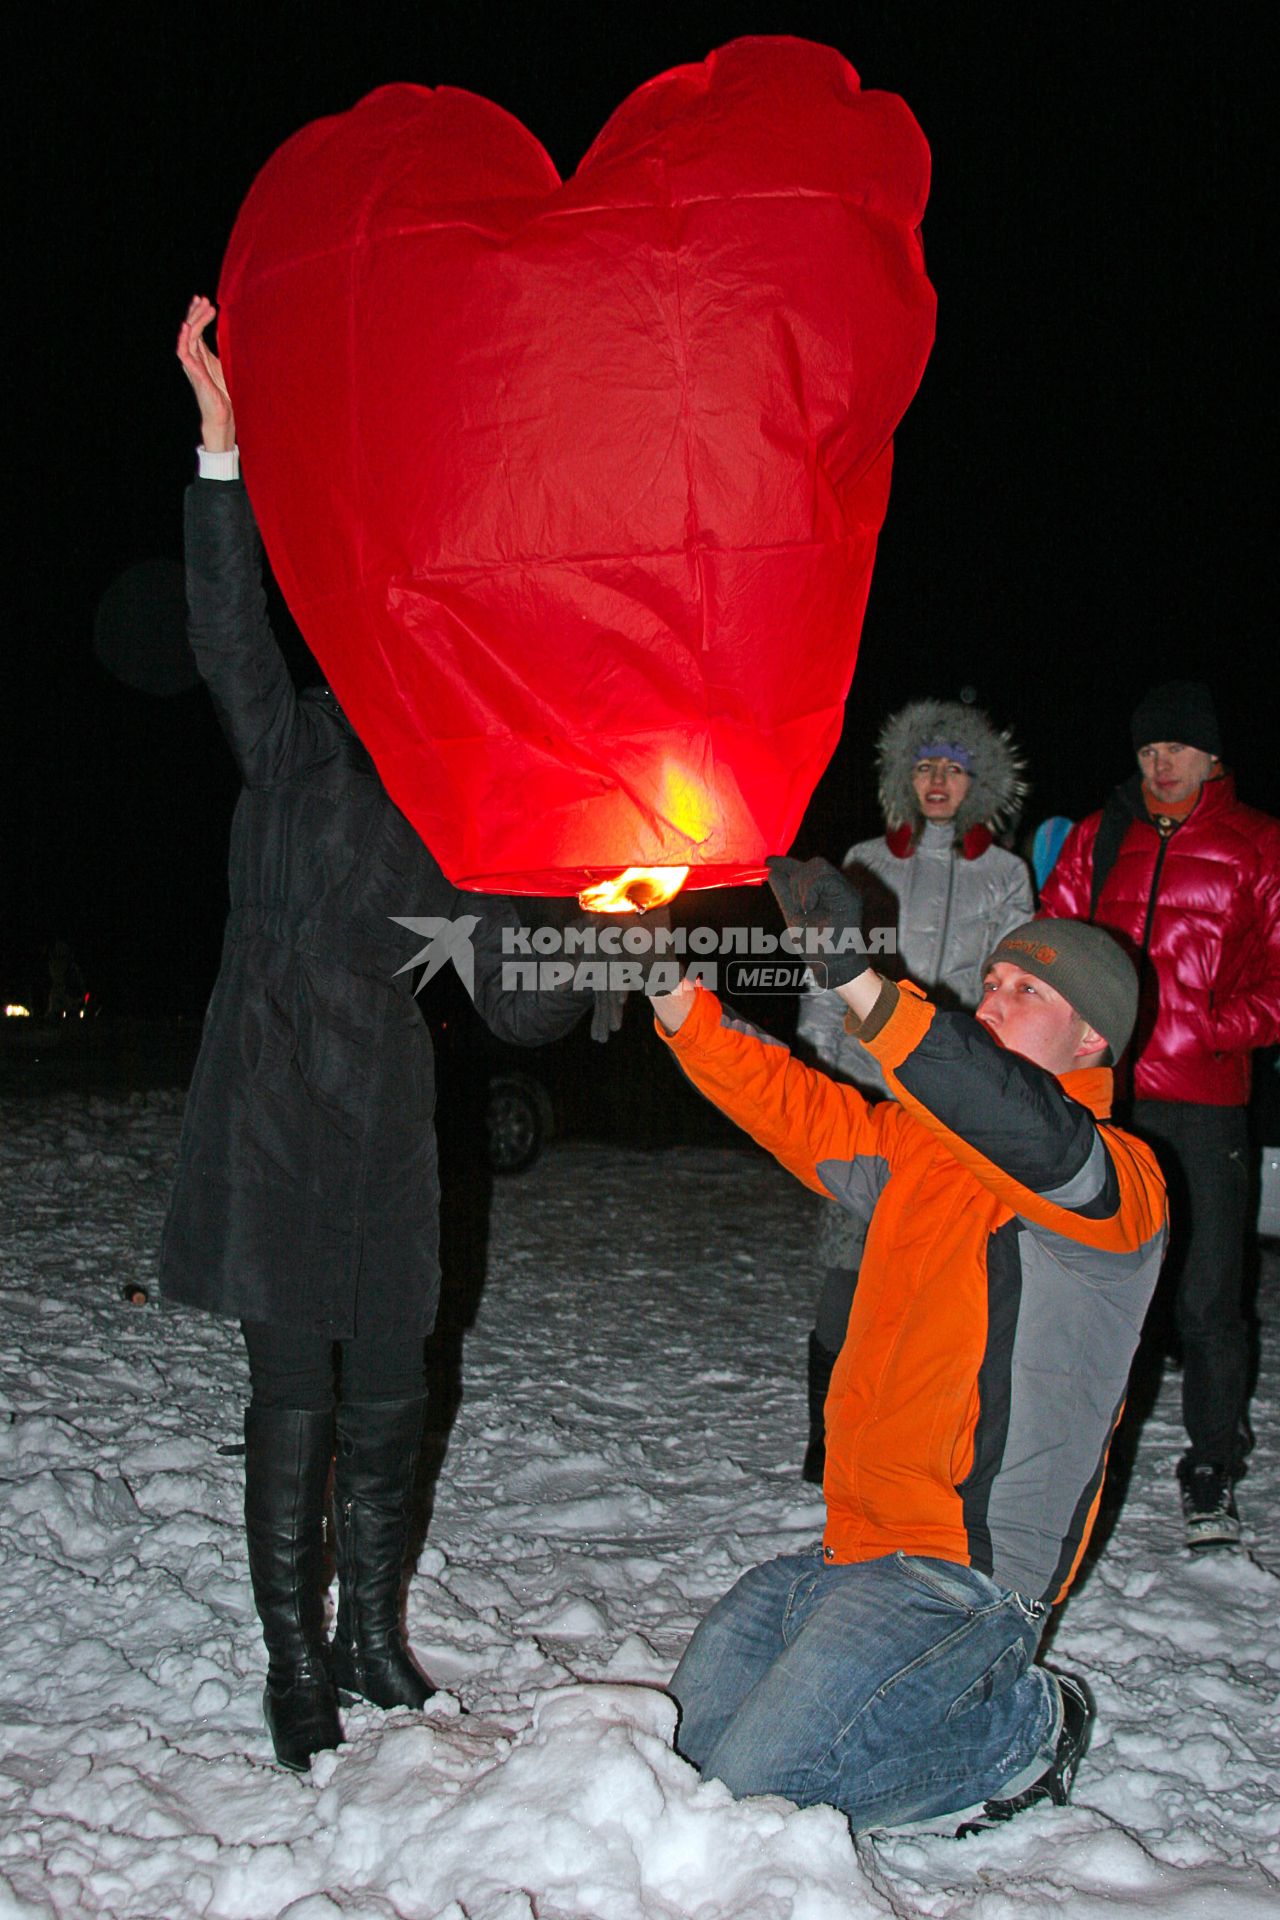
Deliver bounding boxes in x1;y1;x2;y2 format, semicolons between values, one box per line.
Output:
219;36;934;900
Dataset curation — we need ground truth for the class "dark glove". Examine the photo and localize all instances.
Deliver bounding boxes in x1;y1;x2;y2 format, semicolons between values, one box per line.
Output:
765;856;868;988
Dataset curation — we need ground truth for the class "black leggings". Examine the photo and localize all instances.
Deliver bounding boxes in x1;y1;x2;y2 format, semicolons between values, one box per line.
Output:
242;1317;427;1412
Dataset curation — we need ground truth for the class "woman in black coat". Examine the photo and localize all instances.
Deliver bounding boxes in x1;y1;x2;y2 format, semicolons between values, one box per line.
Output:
165;298;595;1769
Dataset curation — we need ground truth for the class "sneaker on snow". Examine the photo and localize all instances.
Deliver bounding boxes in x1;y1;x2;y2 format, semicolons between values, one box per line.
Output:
1179;1462;1241;1552
955;1673;1094;1837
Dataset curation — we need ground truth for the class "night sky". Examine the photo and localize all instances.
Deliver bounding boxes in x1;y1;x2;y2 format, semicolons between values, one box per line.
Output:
14;4;1275;1015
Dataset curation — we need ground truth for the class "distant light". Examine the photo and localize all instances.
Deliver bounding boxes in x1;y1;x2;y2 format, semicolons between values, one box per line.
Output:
4;1005;31;1019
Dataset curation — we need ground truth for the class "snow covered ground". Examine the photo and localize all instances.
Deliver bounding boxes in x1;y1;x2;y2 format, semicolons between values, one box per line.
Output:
2;1087;1277;1919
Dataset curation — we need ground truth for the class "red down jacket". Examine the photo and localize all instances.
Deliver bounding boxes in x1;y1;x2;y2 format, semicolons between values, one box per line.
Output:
1040;773;1280;1105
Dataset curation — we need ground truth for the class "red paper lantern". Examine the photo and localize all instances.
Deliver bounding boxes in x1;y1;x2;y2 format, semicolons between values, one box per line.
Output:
218;36;935;896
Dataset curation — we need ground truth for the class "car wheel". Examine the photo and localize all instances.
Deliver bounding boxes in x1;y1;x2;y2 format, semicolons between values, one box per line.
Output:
486;1072;554;1174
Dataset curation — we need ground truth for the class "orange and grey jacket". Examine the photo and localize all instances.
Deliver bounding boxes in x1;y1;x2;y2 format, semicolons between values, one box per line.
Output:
660;977;1167;1604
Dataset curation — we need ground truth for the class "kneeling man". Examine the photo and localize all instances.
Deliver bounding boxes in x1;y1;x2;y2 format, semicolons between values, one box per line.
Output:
652;859;1167;1834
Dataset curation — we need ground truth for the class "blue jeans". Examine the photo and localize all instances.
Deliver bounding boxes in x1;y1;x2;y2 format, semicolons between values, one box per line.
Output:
671;1550;1059;1832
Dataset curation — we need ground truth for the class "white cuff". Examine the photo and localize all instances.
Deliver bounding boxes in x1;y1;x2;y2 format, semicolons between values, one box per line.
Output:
197;445;240;480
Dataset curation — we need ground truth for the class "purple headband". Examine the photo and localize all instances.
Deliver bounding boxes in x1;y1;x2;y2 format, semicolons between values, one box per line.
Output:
914;740;974;772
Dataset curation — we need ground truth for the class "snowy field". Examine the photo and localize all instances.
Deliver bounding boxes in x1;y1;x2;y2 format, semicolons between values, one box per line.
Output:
1;1088;1278;1919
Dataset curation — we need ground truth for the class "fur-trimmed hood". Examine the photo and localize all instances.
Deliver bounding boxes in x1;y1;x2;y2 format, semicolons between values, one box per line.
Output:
877;698;1027;840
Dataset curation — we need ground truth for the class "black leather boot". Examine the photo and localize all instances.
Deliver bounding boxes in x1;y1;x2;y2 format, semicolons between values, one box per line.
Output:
802;1332;839;1485
330;1397;435;1710
243;1405;342;1771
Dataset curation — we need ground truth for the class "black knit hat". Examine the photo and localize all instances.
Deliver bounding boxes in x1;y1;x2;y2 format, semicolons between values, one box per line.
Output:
985;920;1138;1063
1130;681;1221;757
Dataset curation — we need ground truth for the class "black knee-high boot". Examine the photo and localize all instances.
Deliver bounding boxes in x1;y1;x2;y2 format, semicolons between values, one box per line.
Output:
329;1397;435;1710
803;1332;839;1485
243;1404;342;1771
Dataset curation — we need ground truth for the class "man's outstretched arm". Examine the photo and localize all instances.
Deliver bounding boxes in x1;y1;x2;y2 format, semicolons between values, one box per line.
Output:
657;858;1165;1257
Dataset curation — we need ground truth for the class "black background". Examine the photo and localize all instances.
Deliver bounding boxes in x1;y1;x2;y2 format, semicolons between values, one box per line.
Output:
13;3;1276;1016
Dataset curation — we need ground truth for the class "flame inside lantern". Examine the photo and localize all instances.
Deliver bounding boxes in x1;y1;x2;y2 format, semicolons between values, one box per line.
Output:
577;867;690;914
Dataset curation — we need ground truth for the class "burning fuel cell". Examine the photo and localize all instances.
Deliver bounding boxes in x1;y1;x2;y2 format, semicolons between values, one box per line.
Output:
577;867;690;914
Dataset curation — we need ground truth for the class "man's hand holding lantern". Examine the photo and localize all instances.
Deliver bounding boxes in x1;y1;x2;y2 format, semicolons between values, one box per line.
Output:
653;856;875;1034
765;855;881;1024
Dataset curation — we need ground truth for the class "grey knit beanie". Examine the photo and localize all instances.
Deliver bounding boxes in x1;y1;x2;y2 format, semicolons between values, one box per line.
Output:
985;920;1138;1062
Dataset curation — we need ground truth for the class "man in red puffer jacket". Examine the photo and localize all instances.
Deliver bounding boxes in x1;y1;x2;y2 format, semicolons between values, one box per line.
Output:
1041;681;1280;1551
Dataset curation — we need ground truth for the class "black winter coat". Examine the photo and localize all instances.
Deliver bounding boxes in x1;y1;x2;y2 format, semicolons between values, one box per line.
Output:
159;480;591;1336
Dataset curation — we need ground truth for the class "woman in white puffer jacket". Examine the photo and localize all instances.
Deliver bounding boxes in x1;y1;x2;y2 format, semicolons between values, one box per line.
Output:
796;698;1033;1481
